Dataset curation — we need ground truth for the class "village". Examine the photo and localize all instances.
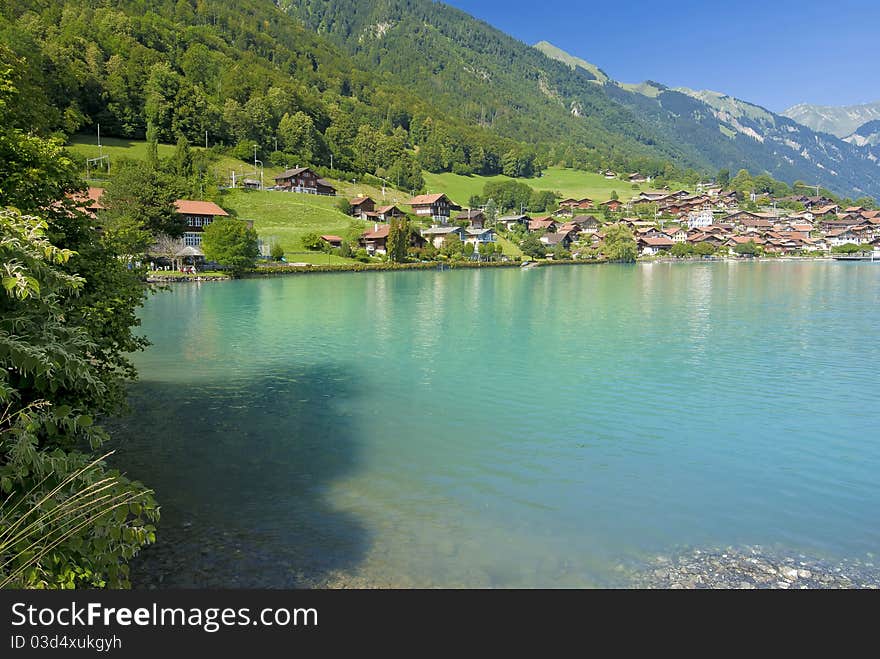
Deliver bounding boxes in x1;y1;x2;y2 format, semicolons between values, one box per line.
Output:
73;164;880;270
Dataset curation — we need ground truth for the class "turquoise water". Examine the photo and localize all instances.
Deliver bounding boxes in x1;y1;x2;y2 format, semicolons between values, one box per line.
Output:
113;262;880;587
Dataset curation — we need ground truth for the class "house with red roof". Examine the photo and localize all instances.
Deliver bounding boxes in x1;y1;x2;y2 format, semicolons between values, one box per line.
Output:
360;223;426;255
637;235;675;256
174;199;229;248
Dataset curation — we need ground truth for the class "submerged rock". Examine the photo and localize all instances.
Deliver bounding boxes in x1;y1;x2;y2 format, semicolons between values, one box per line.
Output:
629;546;880;589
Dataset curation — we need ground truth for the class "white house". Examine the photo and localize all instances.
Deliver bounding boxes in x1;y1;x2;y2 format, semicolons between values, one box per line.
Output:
687;210;714;230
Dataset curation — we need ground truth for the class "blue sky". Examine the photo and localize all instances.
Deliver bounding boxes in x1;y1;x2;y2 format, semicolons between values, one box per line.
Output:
445;0;880;112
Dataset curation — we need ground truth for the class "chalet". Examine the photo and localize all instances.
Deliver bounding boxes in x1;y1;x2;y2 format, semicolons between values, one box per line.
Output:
274;167;336;195
819;216;860;230
242;178;262;190
638;235;674;256
421;225;466;249
687;232;724;248
571;215;600;233
715;192;739;209
811;204;840;218
552;206;575;218
455;209;486;229
406;193;460;224
558;198;578;208
497;214;531;231
529;217;557;233
556;223;582;238
372;205;406;222
349;197;375;219
788;223;814;235
668;227;688;243
320;235;344;248
628;173;649;184
360;224;426;255
540;232;573;249
724;211;776;231
726;235;763;249
599;199;624;212
575;197;594;209
632;192;670;204
174;199;229;247
827;226;873;246
463;227;497;249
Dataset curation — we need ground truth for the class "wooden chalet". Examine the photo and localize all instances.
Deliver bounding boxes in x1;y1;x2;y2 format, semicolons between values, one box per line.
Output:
372;205;406;222
174;199;229;248
455;209;486;229
274;167;336;195
349;196;375;219
406;193;460;224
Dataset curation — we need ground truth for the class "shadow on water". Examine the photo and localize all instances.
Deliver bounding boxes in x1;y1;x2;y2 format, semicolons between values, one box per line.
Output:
107;362;368;588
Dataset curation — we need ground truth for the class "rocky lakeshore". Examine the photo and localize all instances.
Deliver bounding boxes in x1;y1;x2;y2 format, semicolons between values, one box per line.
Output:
629;546;880;589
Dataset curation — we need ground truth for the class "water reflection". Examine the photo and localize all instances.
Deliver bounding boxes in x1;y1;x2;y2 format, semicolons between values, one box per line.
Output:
111;362;369;588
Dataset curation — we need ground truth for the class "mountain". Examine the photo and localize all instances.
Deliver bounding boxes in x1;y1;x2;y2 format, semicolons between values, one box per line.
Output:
280;1;880;198
278;0;688;168
533;41;609;84
3;0;879;200
535;43;880;198
781;101;880;138
844;120;880;148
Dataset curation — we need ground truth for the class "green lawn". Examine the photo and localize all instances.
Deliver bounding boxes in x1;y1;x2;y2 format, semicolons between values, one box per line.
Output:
218;188;360;261
66;134;290;185
495;234;523;258
424;167;693;207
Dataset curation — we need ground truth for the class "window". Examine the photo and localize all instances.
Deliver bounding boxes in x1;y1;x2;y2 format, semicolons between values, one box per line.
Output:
184;232;202;246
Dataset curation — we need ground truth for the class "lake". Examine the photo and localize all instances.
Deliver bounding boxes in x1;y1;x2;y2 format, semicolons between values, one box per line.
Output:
112;261;880;587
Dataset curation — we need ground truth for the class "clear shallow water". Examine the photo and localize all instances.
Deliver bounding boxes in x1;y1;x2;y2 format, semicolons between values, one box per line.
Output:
112;262;880;587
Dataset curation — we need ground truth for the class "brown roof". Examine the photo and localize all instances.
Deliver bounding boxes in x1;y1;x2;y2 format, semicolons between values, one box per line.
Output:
375;205;401;214
641;236;674;246
362;225;390;239
174;200;229;216
529;219;556;231
407;193;448;206
276;167;312;179
350;196;373;206
321;235;343;242
67;186;106;211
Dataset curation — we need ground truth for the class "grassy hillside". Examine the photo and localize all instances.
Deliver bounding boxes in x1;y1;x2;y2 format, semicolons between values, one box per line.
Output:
67;134;287;185
424;167;691;206
218;189;360;263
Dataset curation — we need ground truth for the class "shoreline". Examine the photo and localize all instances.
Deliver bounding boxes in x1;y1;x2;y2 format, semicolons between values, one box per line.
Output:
145;255;852;283
130;538;880;589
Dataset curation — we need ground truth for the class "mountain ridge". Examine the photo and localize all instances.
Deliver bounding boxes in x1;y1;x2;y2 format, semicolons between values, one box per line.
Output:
532;41;880;198
781;101;880;138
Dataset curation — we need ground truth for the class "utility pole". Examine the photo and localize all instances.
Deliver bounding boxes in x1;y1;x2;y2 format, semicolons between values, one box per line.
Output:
97;124;102;157
206;130;209;149
330;153;333;171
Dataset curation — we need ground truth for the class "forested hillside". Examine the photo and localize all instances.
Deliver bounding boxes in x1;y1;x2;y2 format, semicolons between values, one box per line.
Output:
281;0;880;199
2;0;878;199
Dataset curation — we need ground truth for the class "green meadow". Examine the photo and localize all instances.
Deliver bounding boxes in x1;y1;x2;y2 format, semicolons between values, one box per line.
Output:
424;167;692;207
218;189;360;262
